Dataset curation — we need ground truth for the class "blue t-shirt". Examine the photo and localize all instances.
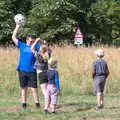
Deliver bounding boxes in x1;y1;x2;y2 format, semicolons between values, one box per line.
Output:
16;40;40;72
92;59;108;77
47;69;60;90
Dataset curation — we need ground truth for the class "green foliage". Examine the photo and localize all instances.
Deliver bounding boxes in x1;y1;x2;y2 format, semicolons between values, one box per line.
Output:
22;0;84;42
0;0;32;44
0;0;119;44
9;0;32;15
23;0;93;43
87;0;120;44
0;0;13;44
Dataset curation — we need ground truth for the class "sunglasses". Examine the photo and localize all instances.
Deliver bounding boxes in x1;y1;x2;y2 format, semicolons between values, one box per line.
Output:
30;41;34;45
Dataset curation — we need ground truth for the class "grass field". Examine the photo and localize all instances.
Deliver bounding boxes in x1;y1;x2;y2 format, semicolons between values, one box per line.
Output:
0;92;120;120
0;46;120;120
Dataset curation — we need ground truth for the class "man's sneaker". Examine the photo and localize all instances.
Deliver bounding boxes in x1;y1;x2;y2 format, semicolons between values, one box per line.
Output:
44;109;49;114
21;103;27;110
96;105;104;110
51;111;57;114
100;104;104;109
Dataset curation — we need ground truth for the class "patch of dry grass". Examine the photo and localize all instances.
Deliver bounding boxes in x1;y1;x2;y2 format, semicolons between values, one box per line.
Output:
52;46;120;94
0;46;120;94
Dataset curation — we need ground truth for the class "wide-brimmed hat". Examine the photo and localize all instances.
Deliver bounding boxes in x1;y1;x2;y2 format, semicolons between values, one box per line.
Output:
48;58;58;69
94;49;104;57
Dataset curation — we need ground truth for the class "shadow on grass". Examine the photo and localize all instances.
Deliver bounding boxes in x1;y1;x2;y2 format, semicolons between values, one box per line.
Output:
64;102;95;106
105;106;120;109
56;106;93;115
56;102;94;113
74;106;93;112
0;101;94;114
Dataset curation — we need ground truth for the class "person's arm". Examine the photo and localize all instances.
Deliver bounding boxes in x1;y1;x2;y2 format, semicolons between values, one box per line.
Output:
92;69;96;79
31;38;41;53
55;71;60;91
12;24;20;45
105;64;109;79
92;62;96;79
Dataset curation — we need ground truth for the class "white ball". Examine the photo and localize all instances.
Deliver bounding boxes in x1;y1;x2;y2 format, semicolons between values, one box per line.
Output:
14;14;25;25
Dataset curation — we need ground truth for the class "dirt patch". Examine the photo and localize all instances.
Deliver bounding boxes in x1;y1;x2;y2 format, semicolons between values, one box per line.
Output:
0;104;93;114
70;117;117;120
56;105;93;113
74;106;93;112
0;105;19;112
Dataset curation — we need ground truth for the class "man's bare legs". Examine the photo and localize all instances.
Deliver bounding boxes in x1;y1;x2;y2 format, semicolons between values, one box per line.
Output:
31;87;40;109
21;87;27;109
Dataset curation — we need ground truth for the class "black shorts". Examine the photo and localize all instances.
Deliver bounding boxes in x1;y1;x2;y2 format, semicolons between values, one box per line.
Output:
18;71;37;88
38;70;48;84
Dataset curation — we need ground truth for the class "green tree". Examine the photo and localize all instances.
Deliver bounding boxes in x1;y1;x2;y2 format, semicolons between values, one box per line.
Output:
0;0;13;44
87;0;120;44
21;0;92;43
9;0;32;15
0;0;33;44
0;0;119;45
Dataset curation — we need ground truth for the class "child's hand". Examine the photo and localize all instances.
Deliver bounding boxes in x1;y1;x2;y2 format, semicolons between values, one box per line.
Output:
35;38;41;42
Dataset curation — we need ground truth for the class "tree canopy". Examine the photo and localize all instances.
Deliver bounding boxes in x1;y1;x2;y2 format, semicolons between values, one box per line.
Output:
0;0;119;45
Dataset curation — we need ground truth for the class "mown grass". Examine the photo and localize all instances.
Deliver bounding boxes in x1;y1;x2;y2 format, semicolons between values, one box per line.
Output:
0;46;120;120
0;92;120;120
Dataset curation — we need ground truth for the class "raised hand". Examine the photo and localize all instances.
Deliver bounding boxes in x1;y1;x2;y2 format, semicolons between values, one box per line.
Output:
35;38;41;42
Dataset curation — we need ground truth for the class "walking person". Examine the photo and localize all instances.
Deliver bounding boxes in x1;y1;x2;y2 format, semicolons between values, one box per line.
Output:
12;24;40;109
92;49;109;110
44;59;60;114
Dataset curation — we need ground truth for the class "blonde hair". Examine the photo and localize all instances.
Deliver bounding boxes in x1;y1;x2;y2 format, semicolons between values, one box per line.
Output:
48;58;58;69
40;45;49;60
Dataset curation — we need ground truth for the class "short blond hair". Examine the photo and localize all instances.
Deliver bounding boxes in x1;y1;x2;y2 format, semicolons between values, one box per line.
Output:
48;58;58;69
94;49;104;57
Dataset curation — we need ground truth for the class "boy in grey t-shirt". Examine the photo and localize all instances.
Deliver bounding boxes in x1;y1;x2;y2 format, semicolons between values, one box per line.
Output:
92;49;109;110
